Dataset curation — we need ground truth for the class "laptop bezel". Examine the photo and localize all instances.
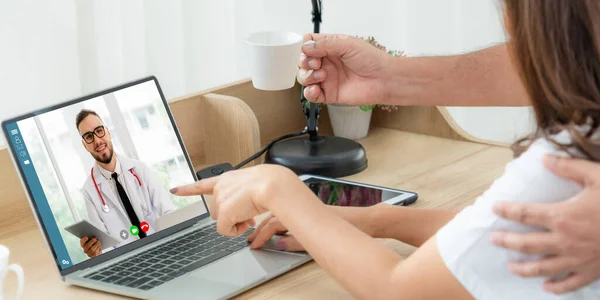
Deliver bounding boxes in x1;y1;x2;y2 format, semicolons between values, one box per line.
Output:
1;76;211;277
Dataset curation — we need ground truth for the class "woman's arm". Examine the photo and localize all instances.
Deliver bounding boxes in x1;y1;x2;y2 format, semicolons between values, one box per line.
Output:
171;166;471;300
248;205;458;251
386;44;529;107
269;187;471;300
329;205;458;246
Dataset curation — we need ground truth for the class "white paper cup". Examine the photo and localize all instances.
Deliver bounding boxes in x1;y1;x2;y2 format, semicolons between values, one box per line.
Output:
245;31;303;91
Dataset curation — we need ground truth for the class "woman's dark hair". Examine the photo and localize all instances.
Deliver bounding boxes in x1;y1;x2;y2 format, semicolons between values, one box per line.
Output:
505;0;600;160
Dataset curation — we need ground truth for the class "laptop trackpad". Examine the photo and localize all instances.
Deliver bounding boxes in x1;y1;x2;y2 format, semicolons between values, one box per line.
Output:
188;248;303;287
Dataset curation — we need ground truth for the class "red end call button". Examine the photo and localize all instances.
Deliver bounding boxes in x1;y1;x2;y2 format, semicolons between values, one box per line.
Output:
140;221;150;233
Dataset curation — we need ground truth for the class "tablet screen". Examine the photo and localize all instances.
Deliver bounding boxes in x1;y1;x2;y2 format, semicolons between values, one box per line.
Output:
304;178;404;207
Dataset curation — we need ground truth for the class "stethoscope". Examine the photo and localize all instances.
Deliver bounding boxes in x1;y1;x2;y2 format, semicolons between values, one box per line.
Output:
91;167;142;213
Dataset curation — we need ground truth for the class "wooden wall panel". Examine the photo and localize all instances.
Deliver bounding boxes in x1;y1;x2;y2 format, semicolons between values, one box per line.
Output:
0;149;36;239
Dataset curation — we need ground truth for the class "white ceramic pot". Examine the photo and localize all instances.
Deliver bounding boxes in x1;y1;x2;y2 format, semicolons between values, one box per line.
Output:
327;104;373;140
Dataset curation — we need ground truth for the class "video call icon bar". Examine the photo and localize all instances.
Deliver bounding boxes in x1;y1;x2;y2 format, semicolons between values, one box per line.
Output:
10;128;30;166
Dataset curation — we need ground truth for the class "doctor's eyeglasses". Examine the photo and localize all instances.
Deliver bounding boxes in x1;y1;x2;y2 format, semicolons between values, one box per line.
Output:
81;125;106;144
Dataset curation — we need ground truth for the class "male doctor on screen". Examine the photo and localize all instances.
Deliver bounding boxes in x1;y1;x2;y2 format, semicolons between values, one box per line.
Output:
76;109;175;258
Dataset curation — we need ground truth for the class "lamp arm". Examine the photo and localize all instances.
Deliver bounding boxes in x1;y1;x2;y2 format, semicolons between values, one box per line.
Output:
311;0;322;33
302;0;322;141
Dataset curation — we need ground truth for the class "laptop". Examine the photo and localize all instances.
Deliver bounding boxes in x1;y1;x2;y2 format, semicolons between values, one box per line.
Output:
1;76;312;300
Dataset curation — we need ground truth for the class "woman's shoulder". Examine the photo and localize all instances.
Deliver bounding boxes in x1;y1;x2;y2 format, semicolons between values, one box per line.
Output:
523;129;588;160
435;132;583;279
477;131;584;208
505;130;581;184
435;130;591;300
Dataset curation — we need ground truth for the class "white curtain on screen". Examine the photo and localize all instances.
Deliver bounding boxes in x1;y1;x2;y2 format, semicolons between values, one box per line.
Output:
0;0;534;147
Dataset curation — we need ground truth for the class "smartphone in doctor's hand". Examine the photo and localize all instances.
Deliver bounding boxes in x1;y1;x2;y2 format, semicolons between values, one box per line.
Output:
298;175;418;207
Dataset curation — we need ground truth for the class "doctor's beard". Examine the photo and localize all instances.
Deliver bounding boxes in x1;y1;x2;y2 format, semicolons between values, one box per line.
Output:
92;142;114;165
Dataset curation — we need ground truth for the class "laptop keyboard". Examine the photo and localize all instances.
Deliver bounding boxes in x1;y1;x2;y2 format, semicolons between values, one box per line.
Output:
84;224;254;290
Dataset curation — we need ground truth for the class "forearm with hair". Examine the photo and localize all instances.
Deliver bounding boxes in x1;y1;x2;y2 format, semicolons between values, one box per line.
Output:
385;44;529;107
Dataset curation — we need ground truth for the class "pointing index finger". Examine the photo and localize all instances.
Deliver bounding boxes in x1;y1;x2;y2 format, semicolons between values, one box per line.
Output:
170;176;218;196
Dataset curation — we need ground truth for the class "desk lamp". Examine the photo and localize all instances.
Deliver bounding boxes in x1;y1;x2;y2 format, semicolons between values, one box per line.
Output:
197;0;367;180
263;0;368;178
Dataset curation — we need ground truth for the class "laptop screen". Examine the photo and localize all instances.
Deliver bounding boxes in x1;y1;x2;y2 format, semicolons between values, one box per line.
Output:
2;78;207;270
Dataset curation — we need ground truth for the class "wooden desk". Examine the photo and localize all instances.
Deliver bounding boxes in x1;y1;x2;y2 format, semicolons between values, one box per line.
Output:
1;80;513;299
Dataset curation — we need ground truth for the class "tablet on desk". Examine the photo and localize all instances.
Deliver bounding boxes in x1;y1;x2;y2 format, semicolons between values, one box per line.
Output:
299;174;418;207
64;220;120;250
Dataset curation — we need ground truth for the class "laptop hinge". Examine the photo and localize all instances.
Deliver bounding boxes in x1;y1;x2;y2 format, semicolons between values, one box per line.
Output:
194;218;214;227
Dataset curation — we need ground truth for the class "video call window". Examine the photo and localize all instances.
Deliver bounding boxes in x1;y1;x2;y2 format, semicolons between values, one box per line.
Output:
10;80;205;267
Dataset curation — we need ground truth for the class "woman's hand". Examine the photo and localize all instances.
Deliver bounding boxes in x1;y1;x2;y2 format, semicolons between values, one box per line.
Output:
299;34;397;105
170;164;303;237
247;214;305;252
247;205;391;252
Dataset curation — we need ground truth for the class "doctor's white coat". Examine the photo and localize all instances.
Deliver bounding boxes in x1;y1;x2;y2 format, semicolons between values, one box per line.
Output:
81;155;176;248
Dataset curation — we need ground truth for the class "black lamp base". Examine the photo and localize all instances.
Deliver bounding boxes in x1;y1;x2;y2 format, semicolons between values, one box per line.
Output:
265;136;368;178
